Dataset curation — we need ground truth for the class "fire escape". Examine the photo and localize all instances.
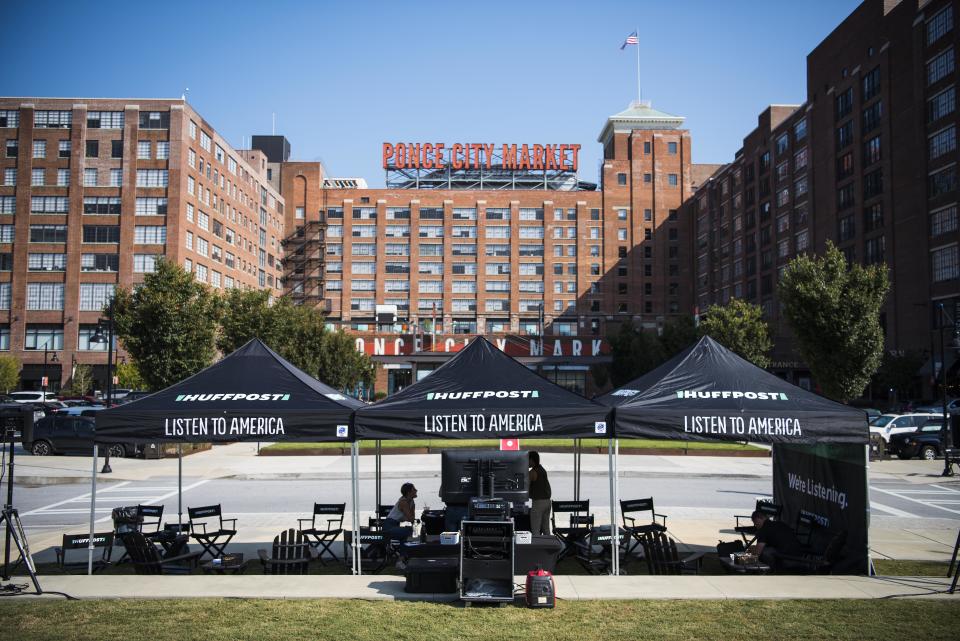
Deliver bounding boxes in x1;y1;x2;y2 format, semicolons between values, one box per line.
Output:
280;219;328;311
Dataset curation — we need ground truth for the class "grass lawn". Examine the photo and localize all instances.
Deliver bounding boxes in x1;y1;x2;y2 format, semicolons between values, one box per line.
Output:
6;599;960;641
263;438;761;452
872;559;952;576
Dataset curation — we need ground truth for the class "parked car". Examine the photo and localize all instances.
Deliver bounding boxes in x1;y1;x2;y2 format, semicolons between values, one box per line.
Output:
25;414;136;458
912;399;960;414
869;413;942;443
887;419;947;460
9;391;58;404
56;405;107;417
861;408;882;420
116;390;150;404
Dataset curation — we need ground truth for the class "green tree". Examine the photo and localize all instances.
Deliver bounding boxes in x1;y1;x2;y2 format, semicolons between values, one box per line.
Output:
699;298;773;368
607;323;665;387
113;258;221;391
873;349;926;403
0;354;20;392
115;360;147;390
660;315;700;358
65;364;94;396
217;288;291;355
779;241;889;401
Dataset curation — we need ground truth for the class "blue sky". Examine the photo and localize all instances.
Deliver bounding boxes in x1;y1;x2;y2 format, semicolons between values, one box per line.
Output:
2;0;861;187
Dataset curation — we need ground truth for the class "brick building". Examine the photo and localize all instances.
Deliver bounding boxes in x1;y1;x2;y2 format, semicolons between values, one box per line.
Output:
274;103;714;395
0;98;284;392
686;0;960;394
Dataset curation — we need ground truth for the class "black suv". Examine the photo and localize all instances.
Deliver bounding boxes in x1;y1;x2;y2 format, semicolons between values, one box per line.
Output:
26;414;136;458
887;419;947;460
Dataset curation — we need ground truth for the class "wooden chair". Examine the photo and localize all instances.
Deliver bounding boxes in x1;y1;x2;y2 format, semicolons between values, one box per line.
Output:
621;498;668;556
551;500;593;560
119;531;201;575
640;531;704;575
298;503;345;566
733;499;782;545
574;526;627;575
55;532;114;574
188;504;237;559
258;529;315;575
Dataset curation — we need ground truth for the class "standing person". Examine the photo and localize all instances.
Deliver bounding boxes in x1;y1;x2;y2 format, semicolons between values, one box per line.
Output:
528;451;552;535
383;482;417;542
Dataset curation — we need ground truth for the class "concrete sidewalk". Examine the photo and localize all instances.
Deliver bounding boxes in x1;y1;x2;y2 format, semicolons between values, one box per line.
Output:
14;574;958;601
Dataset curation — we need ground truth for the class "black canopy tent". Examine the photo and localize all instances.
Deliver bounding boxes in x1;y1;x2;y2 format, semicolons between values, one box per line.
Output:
350;337;613;574
89;338;362;574
598;336;871;573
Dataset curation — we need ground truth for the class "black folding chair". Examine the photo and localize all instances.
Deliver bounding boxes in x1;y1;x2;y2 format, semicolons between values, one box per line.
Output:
734;499;782;546
188;504;237;559
367;504;393;530
551;500;594;561
574;525;627;575
56;532;114;574
621;498;669;557
298;503;345;566
343;528;394;573
138;505;165;536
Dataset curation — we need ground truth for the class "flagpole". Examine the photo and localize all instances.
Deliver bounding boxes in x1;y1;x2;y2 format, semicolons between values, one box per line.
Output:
636;26;641;104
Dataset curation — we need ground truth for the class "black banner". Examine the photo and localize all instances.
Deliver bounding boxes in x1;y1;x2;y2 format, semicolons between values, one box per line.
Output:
773;443;869;574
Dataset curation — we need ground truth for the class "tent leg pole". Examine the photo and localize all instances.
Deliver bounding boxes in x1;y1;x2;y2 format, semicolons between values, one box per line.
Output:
178;444;183;529
573;438;578;501
608;438;615;576
865;444;874;576
376;440;381;515
352;442;361;576
88;445;98;576
613;438;620;577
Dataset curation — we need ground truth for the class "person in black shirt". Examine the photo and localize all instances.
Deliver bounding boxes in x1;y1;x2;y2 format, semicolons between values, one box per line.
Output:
750;510;802;570
528;451;552;535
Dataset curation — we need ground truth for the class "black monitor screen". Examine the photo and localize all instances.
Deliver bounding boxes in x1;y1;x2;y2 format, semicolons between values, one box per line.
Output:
440;449;528;505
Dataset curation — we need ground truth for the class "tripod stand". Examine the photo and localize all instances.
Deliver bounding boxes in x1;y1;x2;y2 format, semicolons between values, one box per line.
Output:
1;413;42;594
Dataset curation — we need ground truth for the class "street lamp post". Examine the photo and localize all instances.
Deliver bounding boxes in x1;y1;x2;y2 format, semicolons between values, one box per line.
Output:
937;302;960;477
90;297;115;474
41;342;59;398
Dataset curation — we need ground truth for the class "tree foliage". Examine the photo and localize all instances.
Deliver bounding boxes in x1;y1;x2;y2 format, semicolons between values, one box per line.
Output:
113;259;221;391
607;323;665;387
699;298;773;368
873;349;926;402
0;354;20;393
65;364;94;396
660;315;700;359
779;241;889;401
218;287;375;390
115;360;146;390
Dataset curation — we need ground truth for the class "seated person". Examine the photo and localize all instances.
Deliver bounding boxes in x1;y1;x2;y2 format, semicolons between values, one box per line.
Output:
749;509;802;570
383;482;417;542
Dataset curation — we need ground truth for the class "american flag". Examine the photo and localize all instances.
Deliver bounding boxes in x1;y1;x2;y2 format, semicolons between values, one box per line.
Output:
620;31;638;50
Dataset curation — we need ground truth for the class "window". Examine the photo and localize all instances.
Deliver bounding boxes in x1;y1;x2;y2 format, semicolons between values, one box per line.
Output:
931;205;957;236
864;136;881;165
139;111;170;129
837;152;854;179
486;281;512;293
668;174;678;186
862;101;882;134
0;110;19;128
419;280;442;294
518;226;543;239
197;211;209;231
451;243;476;256
0;225;13;243
643;173;651;183
419;225;444;238
863;170;883;199
485;300;509;312
838;215;856;242
137;169;168;187
32;140;46;158
31;169;45;186
865;236;885;265
928;5;954;45
836;88;853;120
485;244;510;257
929;86;956;123
838;183;855;210
518;281;543;293
486;262;510;275
928;48;955;86
82;225;119;243
82;197;120;214
775;133;789;156
133;254;158;273
864;203;884;232
80;254;120;272
83;168;98;186
30;224;68;243
930;126;957;160
617;173;627;185
27;283;64;310
87;111;123;129
195;263;207;283
27;253;66;271
5;140;17;158
57;168;68;186
795;229;809;252
137;140;151;159
643;141;651;154
452;208;476;220
351;243;376;256
135;225;166;244
24;325;63;350
519;208;543;221
418;207;442;220
0;284;9;309
617;229;627;241
0;196;13;214
668;141;678;154
0;168;10;185
519;244;543;257
31;196;69;214
862;67;881;101
419;243;442;257
86;140;99;158
136;197;167;215
110;140;123;158
932;244;959;281
836;121;853;149
185;231;193;250
34;111;72;128
485;208;510;220
794;176;808;198
930;165;958;197
189;120;197;139
452;280;476;294
109;168;122;187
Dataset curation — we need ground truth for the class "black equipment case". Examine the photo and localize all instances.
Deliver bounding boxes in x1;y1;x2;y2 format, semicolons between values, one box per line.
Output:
404;557;459;593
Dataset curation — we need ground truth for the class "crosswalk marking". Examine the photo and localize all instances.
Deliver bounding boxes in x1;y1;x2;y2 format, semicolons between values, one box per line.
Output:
870;485;960;516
